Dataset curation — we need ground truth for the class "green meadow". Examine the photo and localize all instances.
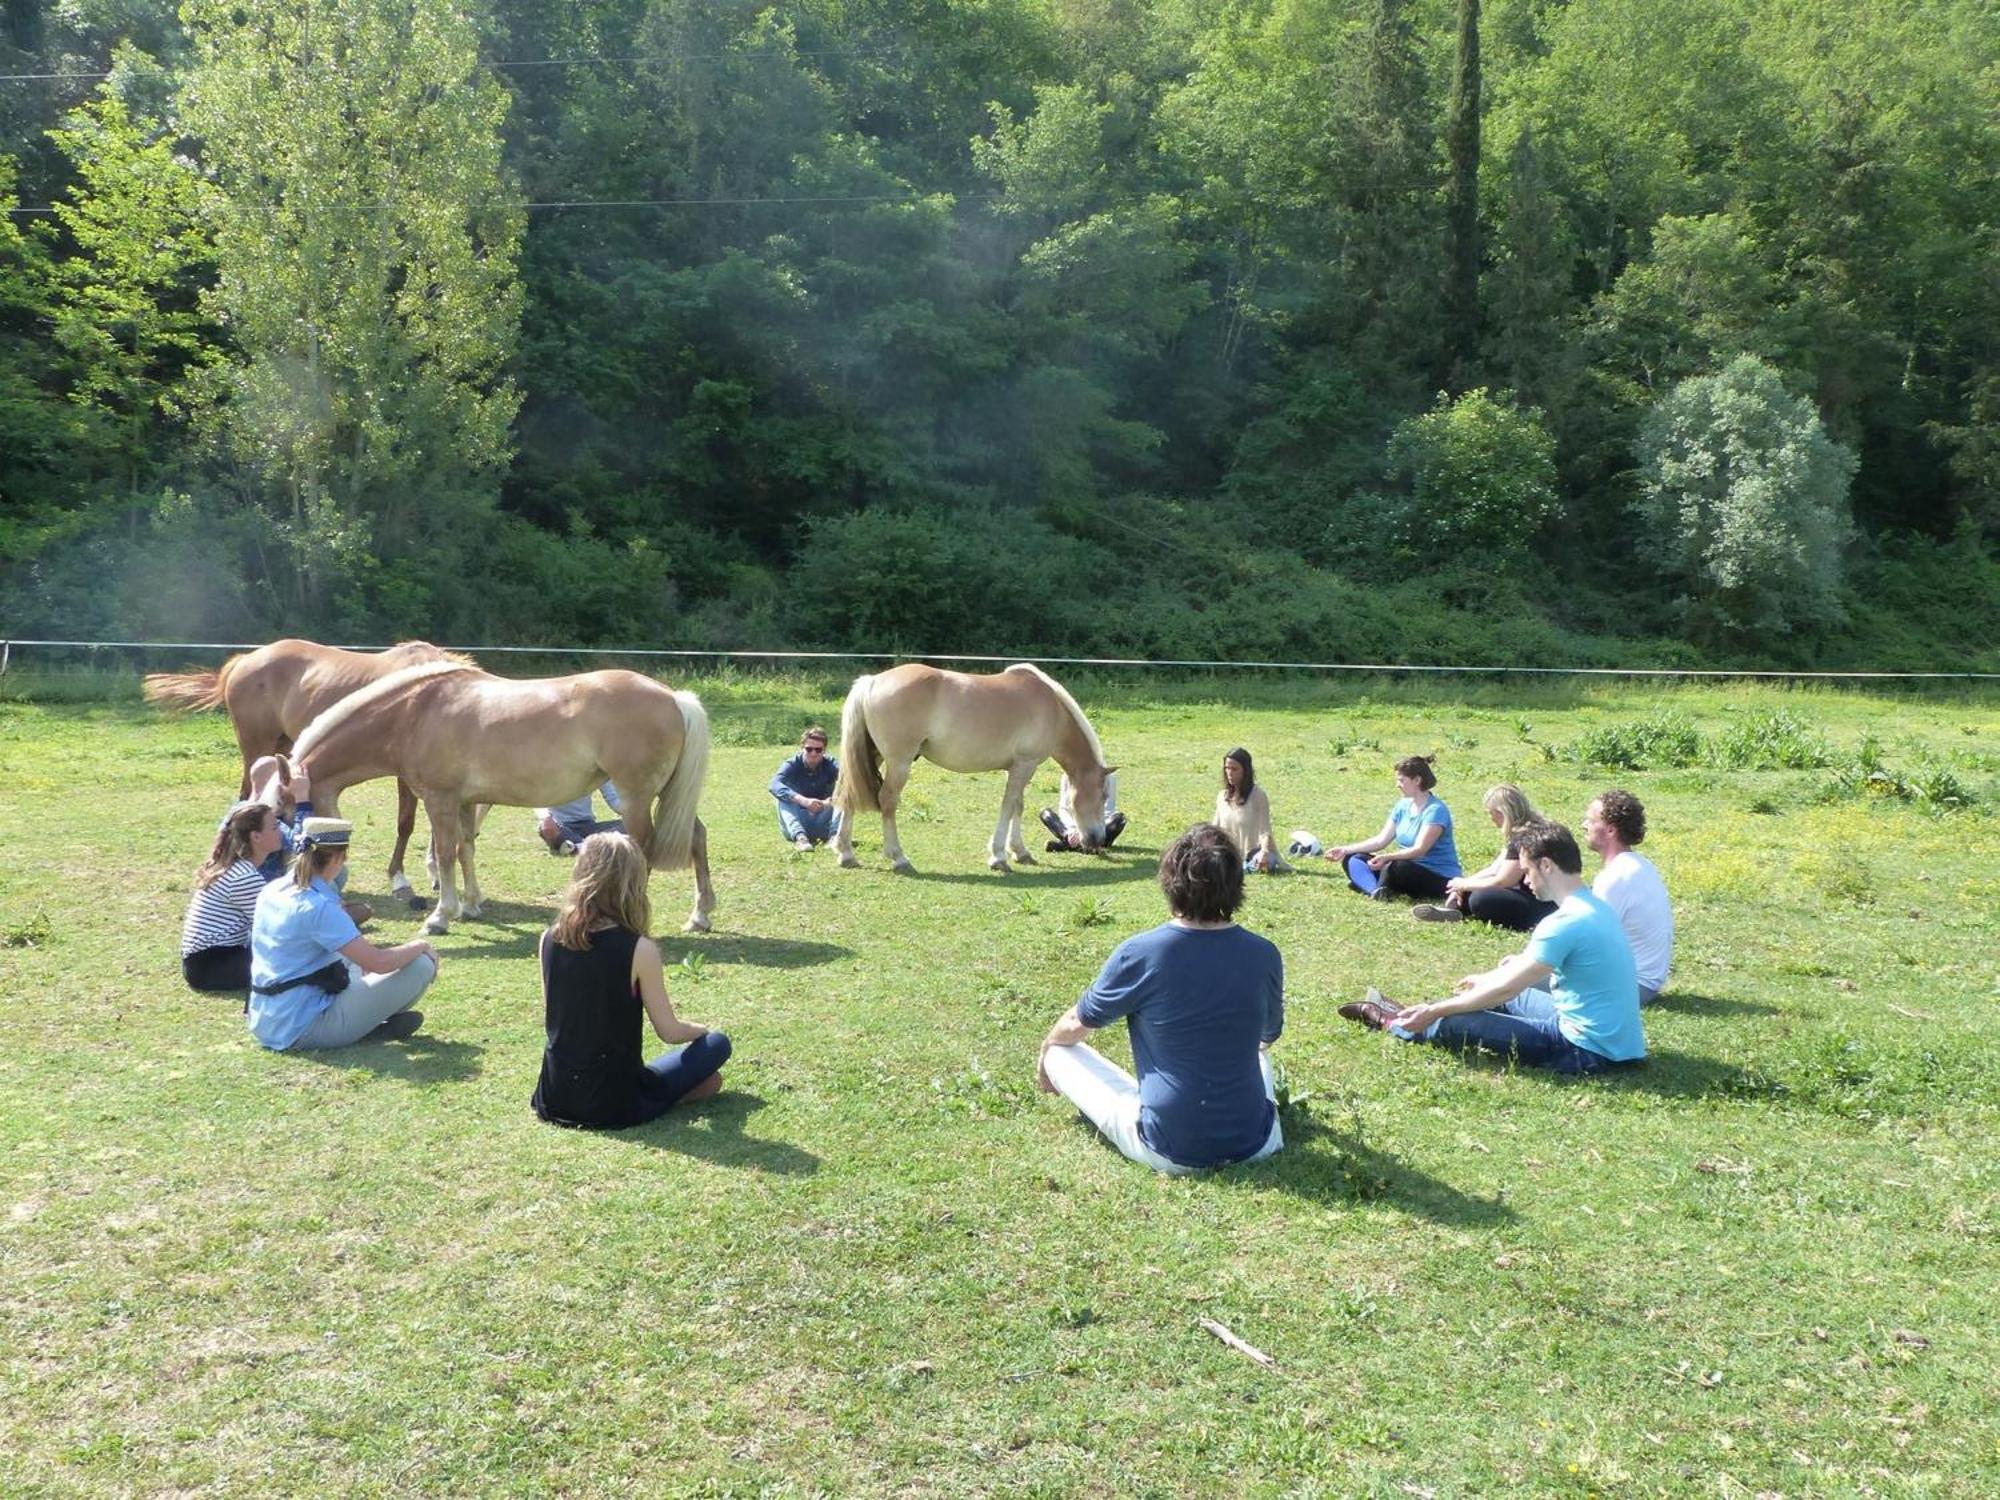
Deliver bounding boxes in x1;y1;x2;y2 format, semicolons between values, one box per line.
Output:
1;671;1996;1497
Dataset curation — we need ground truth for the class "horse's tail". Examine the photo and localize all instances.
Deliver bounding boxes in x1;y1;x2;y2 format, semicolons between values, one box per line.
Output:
834;675;882;816
142;659;234;714
646;691;711;871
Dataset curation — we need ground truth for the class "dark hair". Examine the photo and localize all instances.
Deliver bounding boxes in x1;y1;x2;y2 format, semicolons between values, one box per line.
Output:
1221;747;1255;806
196;803;272;889
1394;754;1437;790
1158;823;1244;923
801;725;828;747
1518;821;1583;875
1594;788;1646;846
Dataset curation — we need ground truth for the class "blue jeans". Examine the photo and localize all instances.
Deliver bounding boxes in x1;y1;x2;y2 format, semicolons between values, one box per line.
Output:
1402;988;1621;1075
550;816;622;848
777;802;839;844
632;1031;733;1121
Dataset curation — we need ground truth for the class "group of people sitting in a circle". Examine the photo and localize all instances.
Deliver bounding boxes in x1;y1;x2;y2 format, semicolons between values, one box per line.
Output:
178;736;1672;1170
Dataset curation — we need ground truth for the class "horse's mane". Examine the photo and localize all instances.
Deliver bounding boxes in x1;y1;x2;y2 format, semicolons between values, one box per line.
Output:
1006;663;1105;765
292;659;478;759
387;639;478;669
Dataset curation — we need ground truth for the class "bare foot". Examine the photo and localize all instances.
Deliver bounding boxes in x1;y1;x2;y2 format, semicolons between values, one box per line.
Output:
679;1072;724;1105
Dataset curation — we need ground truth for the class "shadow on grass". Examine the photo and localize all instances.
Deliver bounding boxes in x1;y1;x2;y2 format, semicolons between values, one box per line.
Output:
614;1090;819;1175
1426;1040;1781;1103
307;1034;485;1084
1648;990;1781;1018
856;853;1162;888
1250;1118;1517;1226
656;934;852;969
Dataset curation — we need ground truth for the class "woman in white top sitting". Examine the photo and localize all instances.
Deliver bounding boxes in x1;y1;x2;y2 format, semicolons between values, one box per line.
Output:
181;802;285;993
1216;748;1286;872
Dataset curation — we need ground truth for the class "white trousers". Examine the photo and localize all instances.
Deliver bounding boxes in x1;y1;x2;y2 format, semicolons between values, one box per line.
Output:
1044;1042;1282;1175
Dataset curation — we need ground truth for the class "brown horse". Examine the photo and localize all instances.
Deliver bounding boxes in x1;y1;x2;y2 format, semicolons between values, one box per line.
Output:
143;638;470;905
291;661;715;934
833;663;1114;872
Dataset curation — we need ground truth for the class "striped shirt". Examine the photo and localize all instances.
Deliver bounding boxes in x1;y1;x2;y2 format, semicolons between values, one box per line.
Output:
181;861;265;956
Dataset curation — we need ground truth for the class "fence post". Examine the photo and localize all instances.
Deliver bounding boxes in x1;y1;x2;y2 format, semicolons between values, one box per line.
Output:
1;641;10;676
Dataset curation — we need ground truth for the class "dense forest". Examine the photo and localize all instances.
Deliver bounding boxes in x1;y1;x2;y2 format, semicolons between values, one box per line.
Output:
2;0;1996;667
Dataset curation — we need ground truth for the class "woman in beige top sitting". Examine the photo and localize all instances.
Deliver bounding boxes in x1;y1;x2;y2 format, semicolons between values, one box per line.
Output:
1216;748;1287;872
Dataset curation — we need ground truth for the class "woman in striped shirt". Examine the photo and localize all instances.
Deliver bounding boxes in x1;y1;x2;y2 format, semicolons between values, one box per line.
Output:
181;802;284;992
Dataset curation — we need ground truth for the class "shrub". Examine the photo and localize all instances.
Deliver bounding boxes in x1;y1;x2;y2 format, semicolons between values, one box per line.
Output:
1567;711;1705;769
1384;388;1559;569
1711;709;1832;770
1636;355;1857;639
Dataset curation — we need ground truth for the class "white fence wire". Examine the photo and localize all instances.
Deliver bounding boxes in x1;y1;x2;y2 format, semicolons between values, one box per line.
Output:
2;637;1995;681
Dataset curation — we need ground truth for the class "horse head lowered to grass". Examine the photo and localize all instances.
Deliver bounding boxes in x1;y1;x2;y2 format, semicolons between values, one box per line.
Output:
833;663;1114;873
290;661;715;934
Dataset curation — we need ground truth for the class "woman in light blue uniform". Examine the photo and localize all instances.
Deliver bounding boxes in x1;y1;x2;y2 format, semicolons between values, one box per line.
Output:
249;818;441;1050
1324;755;1462;900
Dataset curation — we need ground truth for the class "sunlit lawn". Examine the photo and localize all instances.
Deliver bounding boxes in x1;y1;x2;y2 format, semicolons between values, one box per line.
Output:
1;671;1995;1496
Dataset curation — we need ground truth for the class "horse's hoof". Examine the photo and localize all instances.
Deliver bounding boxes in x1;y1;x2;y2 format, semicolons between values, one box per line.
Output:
423;917;450;936
988;857;1011;873
1015;852;1038;866
837;854;861;869
892;859;916;874
683;915;712;934
460;903;482;920
389;875;414;899
406;896;428;912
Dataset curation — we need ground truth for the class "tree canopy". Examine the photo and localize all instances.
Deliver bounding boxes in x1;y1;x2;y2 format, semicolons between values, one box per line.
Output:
1;0;1995;666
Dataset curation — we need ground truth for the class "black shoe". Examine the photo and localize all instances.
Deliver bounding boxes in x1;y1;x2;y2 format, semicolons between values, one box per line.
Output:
365;1010;424;1043
1103;811;1127;848
1038;808;1067;841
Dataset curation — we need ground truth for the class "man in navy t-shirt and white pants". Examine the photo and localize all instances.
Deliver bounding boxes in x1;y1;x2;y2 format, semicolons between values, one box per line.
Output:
1037;823;1285;1174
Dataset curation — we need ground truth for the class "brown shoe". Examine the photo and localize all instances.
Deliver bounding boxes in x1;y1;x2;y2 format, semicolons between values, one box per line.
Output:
1337;989;1403;1032
1412;904;1463;923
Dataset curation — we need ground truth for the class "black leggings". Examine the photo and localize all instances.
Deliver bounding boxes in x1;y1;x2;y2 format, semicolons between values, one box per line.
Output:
1461;887;1558;931
182;945;251;993
1378;860;1453;900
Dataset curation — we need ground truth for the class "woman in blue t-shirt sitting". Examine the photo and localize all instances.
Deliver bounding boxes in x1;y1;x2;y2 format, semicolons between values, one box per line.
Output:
532;832;731;1129
1324;754;1462;900
248;818;438;1050
1036;823;1284;1174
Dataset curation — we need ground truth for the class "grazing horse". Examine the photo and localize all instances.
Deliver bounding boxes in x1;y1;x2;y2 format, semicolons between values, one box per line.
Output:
143;638;470;906
290;661;715;934
833;663;1114;873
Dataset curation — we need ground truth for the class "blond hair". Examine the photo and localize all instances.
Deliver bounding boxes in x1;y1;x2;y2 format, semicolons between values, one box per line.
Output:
290;843;347;890
197;803;273;889
1482;783;1543;841
551;832;652;950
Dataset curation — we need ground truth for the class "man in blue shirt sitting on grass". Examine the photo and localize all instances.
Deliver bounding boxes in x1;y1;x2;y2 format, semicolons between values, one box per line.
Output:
1340;821;1644;1074
769;725;840;850
1037;822;1285;1173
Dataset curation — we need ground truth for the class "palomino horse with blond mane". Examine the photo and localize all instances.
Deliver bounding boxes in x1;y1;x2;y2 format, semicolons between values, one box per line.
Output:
290;661;715;934
143;638;471;906
833;663;1114;873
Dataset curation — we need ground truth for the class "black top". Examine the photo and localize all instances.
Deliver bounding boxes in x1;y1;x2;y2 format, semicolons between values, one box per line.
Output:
532;926;647;1128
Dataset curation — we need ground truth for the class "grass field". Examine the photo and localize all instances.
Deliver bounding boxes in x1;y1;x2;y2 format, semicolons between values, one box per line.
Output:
2;669;1996;1497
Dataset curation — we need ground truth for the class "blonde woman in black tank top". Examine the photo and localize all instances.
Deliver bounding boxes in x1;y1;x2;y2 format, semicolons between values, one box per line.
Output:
532;833;731;1129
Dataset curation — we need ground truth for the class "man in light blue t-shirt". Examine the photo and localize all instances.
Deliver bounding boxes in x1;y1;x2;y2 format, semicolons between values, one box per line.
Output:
1340;821;1643;1074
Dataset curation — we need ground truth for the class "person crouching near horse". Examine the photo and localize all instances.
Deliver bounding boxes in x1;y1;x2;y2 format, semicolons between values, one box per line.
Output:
532;833;731;1129
1036;824;1283;1173
181;802;286;993
248;819;439;1050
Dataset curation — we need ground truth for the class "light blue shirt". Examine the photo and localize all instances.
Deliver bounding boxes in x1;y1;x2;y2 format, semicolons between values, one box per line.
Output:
248;876;360;1050
1391;795;1461;877
1524;889;1645;1062
546;782;623;826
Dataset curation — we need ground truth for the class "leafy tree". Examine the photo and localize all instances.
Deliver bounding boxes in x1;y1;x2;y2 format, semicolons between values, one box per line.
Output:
1384;387;1558;568
44;61;217;497
179;0;523;618
1636;355;1856;637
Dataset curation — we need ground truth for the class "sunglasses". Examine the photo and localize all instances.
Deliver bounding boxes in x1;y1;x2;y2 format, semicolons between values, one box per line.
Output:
802;743;826;753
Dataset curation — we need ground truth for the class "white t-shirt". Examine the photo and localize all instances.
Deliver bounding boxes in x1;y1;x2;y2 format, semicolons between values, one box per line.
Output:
1593;850;1673;994
1057;772;1118;834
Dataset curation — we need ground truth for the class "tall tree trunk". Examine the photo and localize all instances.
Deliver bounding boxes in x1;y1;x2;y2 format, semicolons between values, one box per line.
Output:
1440;0;1482;393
